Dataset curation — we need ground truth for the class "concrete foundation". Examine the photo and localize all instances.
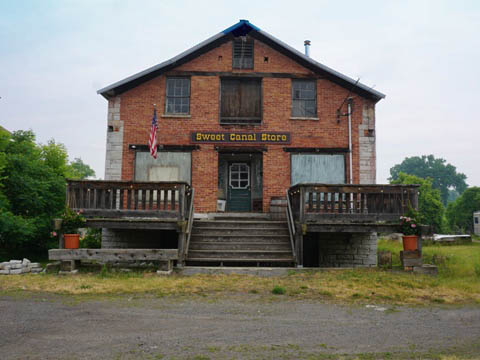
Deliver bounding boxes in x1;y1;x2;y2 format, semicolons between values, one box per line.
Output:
304;232;377;267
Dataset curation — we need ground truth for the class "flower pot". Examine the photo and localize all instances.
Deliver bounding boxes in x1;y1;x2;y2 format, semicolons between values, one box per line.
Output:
402;235;418;251
64;234;80;249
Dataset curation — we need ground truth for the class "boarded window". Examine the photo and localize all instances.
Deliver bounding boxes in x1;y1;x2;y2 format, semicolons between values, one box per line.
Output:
291;154;345;185
291;80;316;117
221;78;261;124
233;37;253;69
165;77;190;114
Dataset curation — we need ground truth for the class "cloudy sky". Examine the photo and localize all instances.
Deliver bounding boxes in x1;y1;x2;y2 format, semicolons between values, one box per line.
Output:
1;0;479;185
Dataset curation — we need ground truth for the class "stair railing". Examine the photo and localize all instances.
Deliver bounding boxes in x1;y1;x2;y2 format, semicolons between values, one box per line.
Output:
184;188;195;260
285;189;296;261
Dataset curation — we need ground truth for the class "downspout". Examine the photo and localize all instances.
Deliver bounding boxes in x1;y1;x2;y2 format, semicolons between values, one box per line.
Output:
348;98;353;185
348;98;353;212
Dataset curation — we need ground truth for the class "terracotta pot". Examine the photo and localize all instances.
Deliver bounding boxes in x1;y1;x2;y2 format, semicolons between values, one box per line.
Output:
402;235;418;251
64;234;80;249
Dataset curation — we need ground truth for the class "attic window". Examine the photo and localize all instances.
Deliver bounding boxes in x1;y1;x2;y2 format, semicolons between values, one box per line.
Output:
233;37;253;69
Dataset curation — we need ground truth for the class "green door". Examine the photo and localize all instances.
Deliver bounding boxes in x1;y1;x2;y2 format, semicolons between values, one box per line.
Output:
227;163;251;212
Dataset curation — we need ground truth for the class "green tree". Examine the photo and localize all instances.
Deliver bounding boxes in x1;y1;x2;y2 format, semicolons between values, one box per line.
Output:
446;187;480;233
390;172;447;233
0;130;94;260
389;155;467;205
66;157;95;179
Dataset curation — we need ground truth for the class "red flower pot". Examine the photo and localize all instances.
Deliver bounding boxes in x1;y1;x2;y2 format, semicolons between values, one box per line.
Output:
402;235;418;251
64;234;80;249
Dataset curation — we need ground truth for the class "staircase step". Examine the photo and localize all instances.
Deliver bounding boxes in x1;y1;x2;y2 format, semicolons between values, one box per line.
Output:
192;227;289;236
193;220;288;229
189;242;291;251
186;258;295;263
190;234;290;243
187;250;293;259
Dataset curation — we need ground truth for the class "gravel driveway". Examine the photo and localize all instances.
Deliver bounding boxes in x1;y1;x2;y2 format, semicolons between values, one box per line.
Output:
1;294;479;359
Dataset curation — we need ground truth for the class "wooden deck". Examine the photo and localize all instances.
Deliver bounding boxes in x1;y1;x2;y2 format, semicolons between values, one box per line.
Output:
287;184;419;231
286;184;420;266
50;180;195;266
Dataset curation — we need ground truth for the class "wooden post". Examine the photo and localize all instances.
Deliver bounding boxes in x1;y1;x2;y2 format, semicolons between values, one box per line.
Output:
59;233;65;249
177;232;186;267
299;187;305;223
295;232;303;267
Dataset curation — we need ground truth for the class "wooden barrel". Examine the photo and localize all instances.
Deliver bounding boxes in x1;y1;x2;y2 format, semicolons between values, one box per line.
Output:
270;196;287;220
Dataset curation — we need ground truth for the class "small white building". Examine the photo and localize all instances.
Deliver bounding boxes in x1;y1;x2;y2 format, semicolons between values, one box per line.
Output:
474;211;480;236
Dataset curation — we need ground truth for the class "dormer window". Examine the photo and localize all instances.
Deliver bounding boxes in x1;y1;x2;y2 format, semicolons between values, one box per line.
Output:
233;37;253;69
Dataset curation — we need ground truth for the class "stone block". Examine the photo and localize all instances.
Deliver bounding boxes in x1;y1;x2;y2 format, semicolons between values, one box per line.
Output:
45;262;61;274
0;270;10;275
31;268;43;273
9;263;22;269
413;264;438;276
22;258;31;266
9;269;23;275
29;263;41;268
0;262;8;269
336;254;354;260
9;260;21;264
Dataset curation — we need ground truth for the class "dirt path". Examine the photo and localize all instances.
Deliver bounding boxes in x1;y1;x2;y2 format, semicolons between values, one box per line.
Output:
1;294;479;359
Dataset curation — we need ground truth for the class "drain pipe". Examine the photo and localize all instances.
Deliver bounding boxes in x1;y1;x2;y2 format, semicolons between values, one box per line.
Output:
348;98;353;185
348;98;353;212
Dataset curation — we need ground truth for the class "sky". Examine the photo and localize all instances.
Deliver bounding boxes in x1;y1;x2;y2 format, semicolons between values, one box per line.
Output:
1;0;479;186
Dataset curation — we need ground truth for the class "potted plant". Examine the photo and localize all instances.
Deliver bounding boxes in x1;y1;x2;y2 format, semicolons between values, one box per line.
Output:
400;211;420;251
61;208;86;249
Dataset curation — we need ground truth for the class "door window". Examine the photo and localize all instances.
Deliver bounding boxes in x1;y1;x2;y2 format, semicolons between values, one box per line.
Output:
230;163;250;189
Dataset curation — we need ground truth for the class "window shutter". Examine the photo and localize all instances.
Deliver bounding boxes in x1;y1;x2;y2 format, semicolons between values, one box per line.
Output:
233;37;253;69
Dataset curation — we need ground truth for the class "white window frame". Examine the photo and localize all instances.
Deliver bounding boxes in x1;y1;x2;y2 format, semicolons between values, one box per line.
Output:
229;163;250;189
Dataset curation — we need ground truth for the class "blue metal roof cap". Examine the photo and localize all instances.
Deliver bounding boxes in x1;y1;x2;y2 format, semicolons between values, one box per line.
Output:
222;19;260;34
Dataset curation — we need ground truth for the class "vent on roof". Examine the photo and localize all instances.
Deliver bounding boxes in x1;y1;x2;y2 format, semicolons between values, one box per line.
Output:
233;37;253;69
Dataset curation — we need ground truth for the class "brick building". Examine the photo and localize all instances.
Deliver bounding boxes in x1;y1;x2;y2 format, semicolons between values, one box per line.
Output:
84;20;410;267
99;20;384;215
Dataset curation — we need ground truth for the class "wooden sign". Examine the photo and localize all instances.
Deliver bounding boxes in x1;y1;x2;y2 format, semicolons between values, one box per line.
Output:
191;131;290;144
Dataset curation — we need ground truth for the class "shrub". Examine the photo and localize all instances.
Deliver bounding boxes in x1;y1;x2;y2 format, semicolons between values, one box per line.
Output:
272;285;286;295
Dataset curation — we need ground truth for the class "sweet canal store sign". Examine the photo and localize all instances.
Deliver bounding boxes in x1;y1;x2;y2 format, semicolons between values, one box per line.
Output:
191;131;291;144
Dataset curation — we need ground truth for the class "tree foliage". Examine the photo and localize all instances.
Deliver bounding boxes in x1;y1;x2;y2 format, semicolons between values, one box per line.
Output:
390;173;447;233
389;155;467;205
446;187;480;233
0;129;94;260
66;157;95;180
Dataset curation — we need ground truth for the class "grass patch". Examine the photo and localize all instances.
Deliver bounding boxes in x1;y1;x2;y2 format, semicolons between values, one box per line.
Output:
378;238;480;279
272;285;286;295
1;240;480;306
1;265;480;306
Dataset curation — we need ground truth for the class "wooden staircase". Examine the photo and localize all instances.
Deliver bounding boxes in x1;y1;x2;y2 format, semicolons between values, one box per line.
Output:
186;216;295;266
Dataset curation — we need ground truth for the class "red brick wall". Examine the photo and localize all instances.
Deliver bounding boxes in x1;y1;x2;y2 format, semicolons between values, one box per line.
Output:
118;39;375;212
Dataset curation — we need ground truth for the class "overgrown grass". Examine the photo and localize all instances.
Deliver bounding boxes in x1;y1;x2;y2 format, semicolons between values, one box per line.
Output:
378;238;480;279
1;240;479;306
1;265;480;305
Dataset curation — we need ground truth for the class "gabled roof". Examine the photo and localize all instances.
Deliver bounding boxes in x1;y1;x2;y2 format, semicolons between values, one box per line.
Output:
98;20;385;102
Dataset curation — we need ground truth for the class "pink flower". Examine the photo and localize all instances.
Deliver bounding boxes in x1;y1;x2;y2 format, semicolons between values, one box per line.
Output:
51;231;57;237
411;224;416;228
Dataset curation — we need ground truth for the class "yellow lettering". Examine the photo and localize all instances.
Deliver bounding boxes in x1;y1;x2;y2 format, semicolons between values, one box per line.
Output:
247;134;254;141
196;133;202;141
282;135;287;141
262;133;267;141
222;134;225;141
230;134;236;141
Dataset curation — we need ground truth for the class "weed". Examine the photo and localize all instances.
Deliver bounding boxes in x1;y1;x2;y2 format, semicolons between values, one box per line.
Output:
272;285;286;295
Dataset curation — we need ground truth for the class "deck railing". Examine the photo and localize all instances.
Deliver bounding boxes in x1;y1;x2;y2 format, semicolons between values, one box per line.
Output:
287;184;420;224
66;180;192;220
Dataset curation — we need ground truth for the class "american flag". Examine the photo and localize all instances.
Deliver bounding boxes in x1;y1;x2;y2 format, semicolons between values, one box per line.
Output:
148;107;158;159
